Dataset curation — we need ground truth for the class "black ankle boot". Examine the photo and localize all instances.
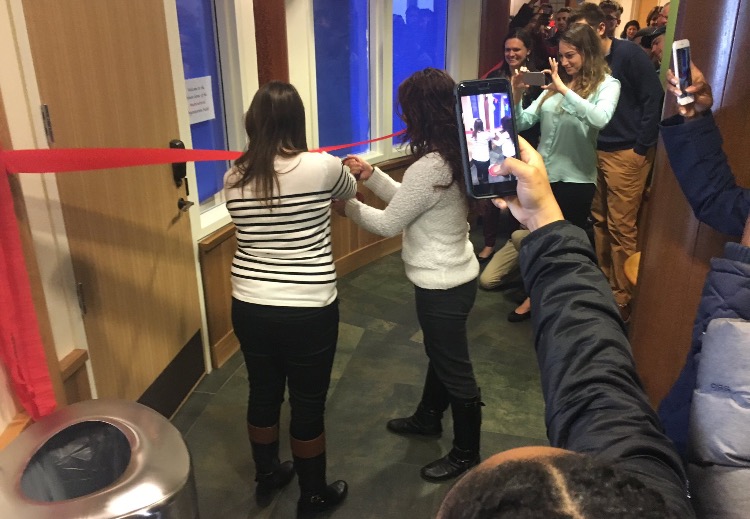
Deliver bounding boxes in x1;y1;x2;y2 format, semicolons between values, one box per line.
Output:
295;452;348;514
386;403;443;437
298;480;348;514
420;446;480;482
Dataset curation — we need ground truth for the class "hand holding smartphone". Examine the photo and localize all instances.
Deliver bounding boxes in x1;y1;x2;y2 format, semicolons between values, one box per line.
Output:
455;78;520;199
521;71;548;87
672;39;694;106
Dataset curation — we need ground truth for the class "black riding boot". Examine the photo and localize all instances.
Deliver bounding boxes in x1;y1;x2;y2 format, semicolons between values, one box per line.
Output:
251;440;295;499
387;365;450;437
248;424;295;501
420;395;483;482
292;434;347;514
295;453;348;514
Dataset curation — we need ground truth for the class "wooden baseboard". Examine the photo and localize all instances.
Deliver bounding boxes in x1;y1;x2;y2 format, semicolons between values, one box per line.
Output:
0;412;33;451
59;349;92;405
211;330;240;369
335;235;402;278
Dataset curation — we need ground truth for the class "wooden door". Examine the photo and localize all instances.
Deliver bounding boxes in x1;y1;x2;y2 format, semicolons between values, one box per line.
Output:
22;0;203;415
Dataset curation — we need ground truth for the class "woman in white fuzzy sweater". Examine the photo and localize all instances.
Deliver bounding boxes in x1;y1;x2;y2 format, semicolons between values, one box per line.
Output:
334;68;482;483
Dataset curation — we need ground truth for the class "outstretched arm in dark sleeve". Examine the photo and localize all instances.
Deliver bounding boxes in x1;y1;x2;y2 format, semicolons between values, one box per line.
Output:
519;222;692;515
660;112;749;236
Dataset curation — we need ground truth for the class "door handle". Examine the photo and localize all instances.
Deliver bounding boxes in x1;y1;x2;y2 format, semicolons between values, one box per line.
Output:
178;198;194;212
170;139;186;187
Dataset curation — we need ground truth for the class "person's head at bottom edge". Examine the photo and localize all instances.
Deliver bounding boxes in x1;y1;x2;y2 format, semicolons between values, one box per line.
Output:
436;446;681;519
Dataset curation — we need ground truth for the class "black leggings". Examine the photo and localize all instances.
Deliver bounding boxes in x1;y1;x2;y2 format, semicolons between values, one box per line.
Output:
473;159;490;184
550;181;596;229
232;298;338;441
414;279;479;402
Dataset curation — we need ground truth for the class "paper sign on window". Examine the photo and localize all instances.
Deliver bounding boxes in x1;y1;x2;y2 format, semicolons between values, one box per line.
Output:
186;76;215;124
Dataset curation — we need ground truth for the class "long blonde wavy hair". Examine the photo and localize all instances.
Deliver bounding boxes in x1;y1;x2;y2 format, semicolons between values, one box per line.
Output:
539;23;610;107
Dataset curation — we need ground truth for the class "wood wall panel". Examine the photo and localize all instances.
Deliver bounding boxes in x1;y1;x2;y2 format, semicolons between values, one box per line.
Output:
199;225;238;368
630;0;748;406
479;0;511;78
254;0;289;85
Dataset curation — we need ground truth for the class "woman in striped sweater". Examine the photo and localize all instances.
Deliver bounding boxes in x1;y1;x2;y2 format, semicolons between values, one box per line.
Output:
223;81;357;514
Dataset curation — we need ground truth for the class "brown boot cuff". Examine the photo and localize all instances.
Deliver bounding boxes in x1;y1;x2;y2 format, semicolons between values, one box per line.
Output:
248;423;279;445
290;433;326;459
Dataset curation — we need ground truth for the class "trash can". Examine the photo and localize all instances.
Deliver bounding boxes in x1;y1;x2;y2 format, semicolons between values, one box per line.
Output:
0;399;198;518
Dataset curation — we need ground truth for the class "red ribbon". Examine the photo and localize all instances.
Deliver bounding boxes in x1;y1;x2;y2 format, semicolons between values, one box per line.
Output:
1;130;405;174
0;152;56;420
0;129;405;421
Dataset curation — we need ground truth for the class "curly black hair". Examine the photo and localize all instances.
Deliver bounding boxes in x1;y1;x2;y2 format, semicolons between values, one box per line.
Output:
396;68;464;194
439;454;682;519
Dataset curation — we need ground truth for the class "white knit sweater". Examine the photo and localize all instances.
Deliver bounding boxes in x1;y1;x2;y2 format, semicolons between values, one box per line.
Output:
345;152;479;289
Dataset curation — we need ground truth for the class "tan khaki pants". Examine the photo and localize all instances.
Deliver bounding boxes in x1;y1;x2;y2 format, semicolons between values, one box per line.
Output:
478;230;530;290
591;148;654;305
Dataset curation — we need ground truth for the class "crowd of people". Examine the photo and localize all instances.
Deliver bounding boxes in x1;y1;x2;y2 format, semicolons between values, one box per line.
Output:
221;1;748;517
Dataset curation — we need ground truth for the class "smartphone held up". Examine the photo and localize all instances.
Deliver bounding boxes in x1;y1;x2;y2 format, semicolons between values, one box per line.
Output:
672;39;694;106
521;71;548;87
454;78;520;199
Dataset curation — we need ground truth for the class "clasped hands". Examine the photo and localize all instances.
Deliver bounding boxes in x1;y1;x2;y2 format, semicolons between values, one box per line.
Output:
332;139;564;233
332;155;374;216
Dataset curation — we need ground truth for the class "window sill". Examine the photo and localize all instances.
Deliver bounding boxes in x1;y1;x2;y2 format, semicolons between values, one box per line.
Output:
198;203;231;240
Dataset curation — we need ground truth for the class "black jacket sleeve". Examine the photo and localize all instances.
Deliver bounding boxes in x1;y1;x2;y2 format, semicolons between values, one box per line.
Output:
660;112;750;236
520;221;694;518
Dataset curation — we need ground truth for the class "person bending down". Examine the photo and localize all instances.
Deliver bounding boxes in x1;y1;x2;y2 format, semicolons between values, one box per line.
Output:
437;137;694;518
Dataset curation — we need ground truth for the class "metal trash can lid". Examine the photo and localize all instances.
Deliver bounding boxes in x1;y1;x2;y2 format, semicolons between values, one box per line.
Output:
0;400;192;518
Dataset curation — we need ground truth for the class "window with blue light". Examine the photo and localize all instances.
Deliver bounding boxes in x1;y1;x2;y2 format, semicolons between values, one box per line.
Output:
313;0;370;156
392;1;448;134
176;0;229;209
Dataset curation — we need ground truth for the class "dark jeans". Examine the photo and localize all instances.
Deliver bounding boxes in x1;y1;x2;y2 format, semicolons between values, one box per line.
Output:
414;279;479;402
550;181;596;229
473;159;490;184
232;298;338;441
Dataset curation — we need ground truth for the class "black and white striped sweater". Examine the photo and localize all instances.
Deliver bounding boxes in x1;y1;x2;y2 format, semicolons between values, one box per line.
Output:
224;152;357;307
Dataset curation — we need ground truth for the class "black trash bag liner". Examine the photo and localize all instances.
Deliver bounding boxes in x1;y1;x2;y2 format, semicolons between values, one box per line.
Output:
20;420;131;502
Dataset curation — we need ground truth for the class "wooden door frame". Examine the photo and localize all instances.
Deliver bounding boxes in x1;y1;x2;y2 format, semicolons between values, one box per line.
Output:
1;0;88;394
2;0;214;402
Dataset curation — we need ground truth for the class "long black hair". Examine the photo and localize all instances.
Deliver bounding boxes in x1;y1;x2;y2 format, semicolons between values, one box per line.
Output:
230;81;308;204
472;119;484;140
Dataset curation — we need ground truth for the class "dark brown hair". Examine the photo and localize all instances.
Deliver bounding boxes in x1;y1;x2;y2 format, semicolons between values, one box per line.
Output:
568;2;606;27
396;68;464;193
501;28;538;77
230;81;308;204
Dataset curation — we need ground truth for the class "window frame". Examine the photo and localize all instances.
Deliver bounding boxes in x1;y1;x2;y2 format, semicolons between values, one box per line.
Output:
194;0;259;238
198;0;481;239
287;0;481;167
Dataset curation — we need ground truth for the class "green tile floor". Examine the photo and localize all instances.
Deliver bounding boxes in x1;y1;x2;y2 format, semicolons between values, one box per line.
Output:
172;230;548;518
